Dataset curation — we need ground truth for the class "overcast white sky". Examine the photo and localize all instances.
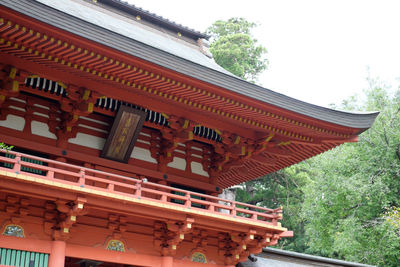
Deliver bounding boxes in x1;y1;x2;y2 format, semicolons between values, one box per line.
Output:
128;0;400;107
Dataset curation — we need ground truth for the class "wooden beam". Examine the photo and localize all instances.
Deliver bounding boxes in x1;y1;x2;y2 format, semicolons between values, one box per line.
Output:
66;244;162;267
0;235;52;253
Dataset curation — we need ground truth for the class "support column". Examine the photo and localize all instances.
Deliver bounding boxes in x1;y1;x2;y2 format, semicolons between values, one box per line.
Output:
158;180;169;202
161;256;173;267
49;240;66;267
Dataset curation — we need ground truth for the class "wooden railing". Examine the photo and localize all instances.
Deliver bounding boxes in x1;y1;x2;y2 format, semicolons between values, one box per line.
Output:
0;150;282;226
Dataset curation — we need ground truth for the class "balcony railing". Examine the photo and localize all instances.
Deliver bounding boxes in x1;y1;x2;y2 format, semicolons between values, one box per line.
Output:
0;150;283;227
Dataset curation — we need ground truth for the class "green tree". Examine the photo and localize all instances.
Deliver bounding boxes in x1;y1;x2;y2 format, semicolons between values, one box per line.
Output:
301;79;400;266
206;16;400;266
237;78;400;266
206;18;268;82
236;164;311;252
0;142;13;151
207;17;307;251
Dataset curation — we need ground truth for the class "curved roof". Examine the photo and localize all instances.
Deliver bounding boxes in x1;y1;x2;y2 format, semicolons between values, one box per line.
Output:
239;248;375;267
1;0;379;130
98;0;209;40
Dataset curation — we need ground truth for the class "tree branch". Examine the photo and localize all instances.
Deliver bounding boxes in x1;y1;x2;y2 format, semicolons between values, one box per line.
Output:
396;143;400;162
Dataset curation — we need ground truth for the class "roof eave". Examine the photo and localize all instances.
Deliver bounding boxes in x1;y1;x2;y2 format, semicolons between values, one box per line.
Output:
262;248;376;267
0;0;379;130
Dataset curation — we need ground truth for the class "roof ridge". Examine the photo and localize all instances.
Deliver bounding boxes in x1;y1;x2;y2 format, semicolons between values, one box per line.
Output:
98;0;209;39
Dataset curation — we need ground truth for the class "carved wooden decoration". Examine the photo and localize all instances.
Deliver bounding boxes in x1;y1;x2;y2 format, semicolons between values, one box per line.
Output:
2;224;24;238
101;105;146;162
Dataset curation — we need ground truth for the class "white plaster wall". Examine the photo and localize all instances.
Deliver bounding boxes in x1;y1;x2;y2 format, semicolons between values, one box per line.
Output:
167;157;186;170
9;97;26;104
68;133;106;150
31;121;57;139
33;103;50;110
191;146;202;151
191;161;209;177
33;112;49;118
79;115;109;126
131;146;157;163
78;123;108;134
0;114;25;131
8;105;26;113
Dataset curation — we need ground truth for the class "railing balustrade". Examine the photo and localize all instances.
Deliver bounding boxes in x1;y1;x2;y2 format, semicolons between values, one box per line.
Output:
0;150;282;226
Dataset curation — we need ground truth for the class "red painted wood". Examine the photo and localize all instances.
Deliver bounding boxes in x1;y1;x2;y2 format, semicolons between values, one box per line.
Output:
0;235;52;253
48;241;66;267
66;244;162;267
0;150;282;225
0;132;217;191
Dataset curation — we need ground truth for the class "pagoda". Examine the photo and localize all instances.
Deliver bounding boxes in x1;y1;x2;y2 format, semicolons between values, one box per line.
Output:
0;0;378;266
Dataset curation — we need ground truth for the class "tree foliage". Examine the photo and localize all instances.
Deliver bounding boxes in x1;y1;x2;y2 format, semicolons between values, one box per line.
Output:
300;80;400;266
236;78;400;266
206;18;267;82
0;142;13;151
236;164;310;252
205;16;399;267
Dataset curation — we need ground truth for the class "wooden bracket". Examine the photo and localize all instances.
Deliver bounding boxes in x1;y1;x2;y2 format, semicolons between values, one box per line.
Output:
46;197;88;241
158;116;196;171
153;217;194;256
218;230;276;265
0;65;26;107
107;214;128;239
55;87;97;147
4;195;30;223
192;228;208;249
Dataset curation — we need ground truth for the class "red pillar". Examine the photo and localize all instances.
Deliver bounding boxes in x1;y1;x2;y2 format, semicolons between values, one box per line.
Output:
49;240;66;267
161;256;173;267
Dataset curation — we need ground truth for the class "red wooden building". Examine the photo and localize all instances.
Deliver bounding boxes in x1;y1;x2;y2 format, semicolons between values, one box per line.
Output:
0;0;378;266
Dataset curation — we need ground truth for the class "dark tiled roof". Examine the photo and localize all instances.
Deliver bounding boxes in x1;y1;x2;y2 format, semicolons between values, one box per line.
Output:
238;248;375;267
1;0;379;130
98;0;209;40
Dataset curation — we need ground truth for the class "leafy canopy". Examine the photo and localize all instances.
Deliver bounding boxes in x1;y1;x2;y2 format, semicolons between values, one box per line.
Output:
207;18;257;40
206;15;400;267
301;79;400;266
0;142;13;151
206;18;268;82
236;78;400;266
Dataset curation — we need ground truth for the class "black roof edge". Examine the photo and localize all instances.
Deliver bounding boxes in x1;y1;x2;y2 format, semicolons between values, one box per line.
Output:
262;248;376;267
98;0;209;40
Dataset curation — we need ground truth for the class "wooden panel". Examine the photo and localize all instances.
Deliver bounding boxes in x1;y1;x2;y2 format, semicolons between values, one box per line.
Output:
101;106;146;163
